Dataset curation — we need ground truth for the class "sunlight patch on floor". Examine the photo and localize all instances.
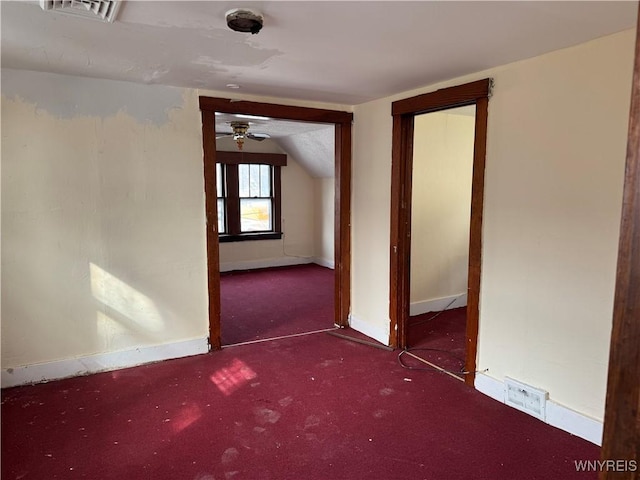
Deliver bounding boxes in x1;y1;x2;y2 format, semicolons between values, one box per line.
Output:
210;358;257;396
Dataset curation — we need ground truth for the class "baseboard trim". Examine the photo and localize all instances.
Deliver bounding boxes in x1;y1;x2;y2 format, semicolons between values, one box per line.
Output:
474;372;602;445
1;337;209;388
313;257;335;269
410;293;467;317
545;401;603;446
348;314;389;346
220;256;312;272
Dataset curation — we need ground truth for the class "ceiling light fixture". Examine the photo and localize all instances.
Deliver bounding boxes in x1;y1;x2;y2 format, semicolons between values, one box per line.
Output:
225;8;263;34
230;121;250;150
222;121;270;150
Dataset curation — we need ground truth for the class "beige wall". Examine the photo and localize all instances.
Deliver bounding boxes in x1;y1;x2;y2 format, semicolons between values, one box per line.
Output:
314;177;335;267
2;28;635;423
410;109;475;308
351;29;634;420
1;71;348;370
216;137;316;271
1;71;208;367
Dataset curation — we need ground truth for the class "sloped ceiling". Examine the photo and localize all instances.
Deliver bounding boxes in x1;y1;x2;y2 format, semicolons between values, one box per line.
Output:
215;113;335;178
274;128;334;179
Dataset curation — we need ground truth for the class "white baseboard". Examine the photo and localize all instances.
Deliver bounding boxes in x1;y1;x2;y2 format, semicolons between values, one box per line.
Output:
474;372;602;445
474;371;505;402
313;257;335;269
348;314;389;346
545;400;603;446
220;256;312;272
2;337;209;388
410;293;467;317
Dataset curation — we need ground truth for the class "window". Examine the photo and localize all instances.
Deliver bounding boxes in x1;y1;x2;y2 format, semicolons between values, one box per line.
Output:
216;151;286;242
216;163;226;234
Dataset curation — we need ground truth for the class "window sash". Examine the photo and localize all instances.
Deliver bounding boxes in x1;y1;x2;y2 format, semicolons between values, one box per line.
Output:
217;162;282;241
240;198;272;232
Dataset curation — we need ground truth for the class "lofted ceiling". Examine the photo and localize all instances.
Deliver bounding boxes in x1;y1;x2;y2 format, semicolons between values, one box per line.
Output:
215;113;335;178
1;1;637;177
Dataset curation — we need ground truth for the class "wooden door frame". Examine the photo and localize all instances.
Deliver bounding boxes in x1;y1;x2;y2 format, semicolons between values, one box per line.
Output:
600;7;640;478
389;79;491;386
199;97;353;349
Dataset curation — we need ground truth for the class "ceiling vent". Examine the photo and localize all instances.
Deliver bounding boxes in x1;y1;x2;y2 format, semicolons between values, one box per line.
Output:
40;0;121;23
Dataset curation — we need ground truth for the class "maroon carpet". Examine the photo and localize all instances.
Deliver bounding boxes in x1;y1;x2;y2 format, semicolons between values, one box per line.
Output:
221;264;334;345
407;307;467;378
2;333;599;480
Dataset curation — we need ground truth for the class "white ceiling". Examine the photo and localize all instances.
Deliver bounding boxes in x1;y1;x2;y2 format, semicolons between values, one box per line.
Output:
1;1;637;179
1;1;637;105
215;112;330;138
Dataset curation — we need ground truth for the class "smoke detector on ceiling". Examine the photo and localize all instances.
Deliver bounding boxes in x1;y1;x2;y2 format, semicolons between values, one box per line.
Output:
40;0;121;23
225;8;263;34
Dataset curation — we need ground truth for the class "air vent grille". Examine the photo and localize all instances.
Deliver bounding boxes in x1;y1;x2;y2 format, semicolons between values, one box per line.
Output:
40;0;121;23
504;377;548;421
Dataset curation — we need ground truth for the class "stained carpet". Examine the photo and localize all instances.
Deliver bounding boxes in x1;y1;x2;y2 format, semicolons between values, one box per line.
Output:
2;332;599;480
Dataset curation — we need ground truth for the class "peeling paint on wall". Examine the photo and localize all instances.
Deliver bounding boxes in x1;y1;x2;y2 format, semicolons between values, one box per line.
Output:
1;69;185;124
1;71;208;367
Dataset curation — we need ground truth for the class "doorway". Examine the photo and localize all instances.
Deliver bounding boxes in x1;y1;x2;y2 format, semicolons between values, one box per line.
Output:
389;79;491;386
215;118;335;345
405;105;476;379
199;97;353;350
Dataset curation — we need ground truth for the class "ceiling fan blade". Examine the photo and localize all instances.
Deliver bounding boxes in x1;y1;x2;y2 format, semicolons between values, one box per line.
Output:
247;133;270;141
216;133;233;139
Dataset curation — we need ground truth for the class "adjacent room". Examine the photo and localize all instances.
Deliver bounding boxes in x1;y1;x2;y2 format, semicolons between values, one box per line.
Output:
213;117;337;345
2;1;639;478
401;106;475;379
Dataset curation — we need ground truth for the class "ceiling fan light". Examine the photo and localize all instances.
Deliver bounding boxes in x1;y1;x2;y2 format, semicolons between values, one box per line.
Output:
230;121;249;138
230;121;250;150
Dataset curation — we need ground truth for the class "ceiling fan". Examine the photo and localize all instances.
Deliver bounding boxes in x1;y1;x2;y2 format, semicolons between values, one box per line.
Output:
216;121;270;150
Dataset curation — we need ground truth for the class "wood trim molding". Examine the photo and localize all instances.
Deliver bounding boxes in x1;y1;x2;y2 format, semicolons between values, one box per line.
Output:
201;110;222;349
273;166;282;236
216;151;287;166
389;114;414;348
600;8;640;479
392;79;491;116
199;97;353;124
335;122;351;328
465;96;489;382
200;97;353;347
225;163;241;235
389;79;490;387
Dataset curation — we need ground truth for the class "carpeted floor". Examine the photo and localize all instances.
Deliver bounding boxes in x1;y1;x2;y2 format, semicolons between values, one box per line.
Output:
2;331;599;480
407;307;467;378
220;264;334;345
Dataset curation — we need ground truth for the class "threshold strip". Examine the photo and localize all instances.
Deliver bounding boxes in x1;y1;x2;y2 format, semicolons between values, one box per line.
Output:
326;330;394;351
222;327;340;348
403;351;464;382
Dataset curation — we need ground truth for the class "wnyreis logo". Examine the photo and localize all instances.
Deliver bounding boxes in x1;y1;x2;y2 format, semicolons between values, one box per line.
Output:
574;460;637;472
